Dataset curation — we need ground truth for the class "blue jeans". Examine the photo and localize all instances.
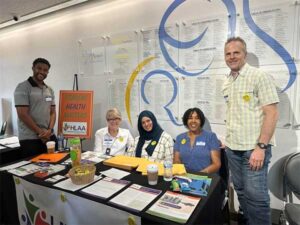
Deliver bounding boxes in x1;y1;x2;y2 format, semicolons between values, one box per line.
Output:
226;147;272;225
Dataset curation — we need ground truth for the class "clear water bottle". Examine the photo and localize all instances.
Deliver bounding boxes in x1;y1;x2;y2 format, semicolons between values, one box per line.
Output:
163;160;173;181
57;133;64;151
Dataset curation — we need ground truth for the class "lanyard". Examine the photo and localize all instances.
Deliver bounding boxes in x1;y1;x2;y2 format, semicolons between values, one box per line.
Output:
105;137;118;155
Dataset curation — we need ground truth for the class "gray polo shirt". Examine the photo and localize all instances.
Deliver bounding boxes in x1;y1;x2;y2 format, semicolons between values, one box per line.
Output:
14;77;55;140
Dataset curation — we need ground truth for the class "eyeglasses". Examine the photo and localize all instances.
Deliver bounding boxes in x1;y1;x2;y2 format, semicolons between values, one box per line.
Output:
107;118;120;122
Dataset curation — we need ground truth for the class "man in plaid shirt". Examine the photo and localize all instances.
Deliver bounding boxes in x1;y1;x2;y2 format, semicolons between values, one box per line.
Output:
222;37;279;225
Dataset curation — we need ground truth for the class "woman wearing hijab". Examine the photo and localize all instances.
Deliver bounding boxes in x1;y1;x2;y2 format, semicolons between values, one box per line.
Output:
174;107;221;174
127;110;173;163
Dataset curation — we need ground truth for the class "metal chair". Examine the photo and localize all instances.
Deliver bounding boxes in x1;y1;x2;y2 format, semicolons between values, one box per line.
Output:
280;152;300;225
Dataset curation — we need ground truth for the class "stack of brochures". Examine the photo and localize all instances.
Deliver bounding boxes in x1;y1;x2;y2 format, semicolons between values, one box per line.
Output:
147;191;201;224
8;163;65;177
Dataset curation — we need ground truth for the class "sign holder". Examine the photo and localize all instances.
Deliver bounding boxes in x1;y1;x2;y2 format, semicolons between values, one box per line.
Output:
58;74;93;150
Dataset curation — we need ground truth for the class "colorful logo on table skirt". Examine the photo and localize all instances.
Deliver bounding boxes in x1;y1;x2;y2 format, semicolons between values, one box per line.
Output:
63;122;87;135
21;191;66;225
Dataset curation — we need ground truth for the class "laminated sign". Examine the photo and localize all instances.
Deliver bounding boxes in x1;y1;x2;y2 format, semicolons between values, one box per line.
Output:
58;90;93;138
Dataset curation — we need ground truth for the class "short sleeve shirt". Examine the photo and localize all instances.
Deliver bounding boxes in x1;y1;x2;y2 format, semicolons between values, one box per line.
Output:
174;130;220;173
222;63;279;150
14;77;55;140
94;127;134;156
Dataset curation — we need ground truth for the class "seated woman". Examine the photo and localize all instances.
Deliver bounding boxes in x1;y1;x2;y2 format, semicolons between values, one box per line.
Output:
94;108;134;156
127;110;173;163
174;107;221;174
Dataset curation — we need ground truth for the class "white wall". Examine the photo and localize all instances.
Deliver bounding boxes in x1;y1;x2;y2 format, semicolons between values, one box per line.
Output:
0;0;299;210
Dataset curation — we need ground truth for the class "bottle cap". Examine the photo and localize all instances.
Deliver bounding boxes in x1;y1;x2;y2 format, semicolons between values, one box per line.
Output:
69;137;80;145
164;160;172;168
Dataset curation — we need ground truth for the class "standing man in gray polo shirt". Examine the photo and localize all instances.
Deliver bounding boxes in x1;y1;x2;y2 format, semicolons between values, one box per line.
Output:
14;58;56;158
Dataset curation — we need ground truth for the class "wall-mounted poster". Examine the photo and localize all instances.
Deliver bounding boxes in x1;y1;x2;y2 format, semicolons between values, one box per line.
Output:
58;91;93;139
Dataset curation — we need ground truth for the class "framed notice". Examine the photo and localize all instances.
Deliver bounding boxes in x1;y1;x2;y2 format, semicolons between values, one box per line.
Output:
58;91;93;139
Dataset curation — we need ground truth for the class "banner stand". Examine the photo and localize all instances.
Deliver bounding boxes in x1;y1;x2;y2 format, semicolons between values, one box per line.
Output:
63;74;89;150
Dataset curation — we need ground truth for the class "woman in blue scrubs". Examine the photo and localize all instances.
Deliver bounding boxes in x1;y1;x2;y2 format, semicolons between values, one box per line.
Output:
174;108;221;173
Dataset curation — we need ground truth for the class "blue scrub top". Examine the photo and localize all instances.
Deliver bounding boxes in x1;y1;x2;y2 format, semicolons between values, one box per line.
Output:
174;130;220;172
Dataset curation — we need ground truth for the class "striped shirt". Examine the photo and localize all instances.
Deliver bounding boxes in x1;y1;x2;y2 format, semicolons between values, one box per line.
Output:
222;63;279;150
126;131;174;163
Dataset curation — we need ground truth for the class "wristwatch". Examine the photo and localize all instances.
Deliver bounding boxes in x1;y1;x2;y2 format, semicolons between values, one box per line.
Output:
257;143;268;149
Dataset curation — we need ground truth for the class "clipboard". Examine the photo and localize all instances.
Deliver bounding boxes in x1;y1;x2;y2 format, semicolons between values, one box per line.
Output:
31;153;68;163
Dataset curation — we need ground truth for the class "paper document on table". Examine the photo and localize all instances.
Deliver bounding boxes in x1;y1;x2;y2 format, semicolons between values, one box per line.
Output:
0;136;20;149
53;175;101;192
147;191;201;224
101;168;130;179
62;151;105;165
109;184;161;212
8;164;43;176
0;161;31;171
81;177;130;199
0;136;19;145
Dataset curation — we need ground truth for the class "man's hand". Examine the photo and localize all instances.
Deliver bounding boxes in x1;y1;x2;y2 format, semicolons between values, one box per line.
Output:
249;147;265;171
38;129;52;142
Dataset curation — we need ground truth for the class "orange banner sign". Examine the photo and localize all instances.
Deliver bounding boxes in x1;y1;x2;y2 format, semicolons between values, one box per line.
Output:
58;90;93;139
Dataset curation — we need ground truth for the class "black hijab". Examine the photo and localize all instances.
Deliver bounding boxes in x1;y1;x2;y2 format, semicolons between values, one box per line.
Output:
135;110;164;157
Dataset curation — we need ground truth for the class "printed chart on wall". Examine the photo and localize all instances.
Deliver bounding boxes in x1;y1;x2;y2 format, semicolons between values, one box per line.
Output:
140;24;179;72
78;36;106;76
107;77;140;121
178;72;226;125
58;91;93;139
178;16;228;70
237;3;295;66
262;65;295;129
106;31;138;75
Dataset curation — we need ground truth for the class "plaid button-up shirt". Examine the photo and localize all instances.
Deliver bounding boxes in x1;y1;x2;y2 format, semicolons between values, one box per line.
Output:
126;131;174;163
222;63;279;150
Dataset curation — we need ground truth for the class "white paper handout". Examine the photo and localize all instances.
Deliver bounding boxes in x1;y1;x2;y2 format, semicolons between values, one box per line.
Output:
109;184;161;212
53;176;101;192
61;151;106;165
8;164;43;176
0;161;31;171
0;136;20;149
100;168;130;179
81;177;130;199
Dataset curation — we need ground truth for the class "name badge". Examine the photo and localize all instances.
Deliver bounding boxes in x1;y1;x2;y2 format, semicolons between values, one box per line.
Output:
105;148;111;155
104;139;113;145
45;97;52;102
196;141;206;146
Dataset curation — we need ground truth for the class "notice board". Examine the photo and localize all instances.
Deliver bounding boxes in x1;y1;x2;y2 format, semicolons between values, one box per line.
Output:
58;90;93;139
